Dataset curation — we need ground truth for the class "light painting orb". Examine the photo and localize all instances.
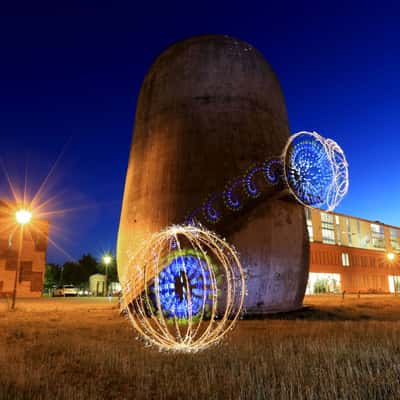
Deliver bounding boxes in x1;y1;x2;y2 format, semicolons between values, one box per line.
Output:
148;249;216;320
121;225;246;352
283;131;349;211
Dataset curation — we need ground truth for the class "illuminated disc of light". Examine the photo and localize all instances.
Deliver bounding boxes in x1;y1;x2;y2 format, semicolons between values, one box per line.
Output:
121;225;246;352
283;131;349;211
148;249;216;319
15;208;32;225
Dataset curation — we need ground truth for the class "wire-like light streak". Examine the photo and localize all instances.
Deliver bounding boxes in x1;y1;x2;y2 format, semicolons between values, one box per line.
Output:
122;225;246;352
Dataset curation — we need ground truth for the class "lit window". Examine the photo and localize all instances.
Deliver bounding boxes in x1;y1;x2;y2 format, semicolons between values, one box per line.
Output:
306;273;341;294
357;220;363;247
346;218;353;246
307;225;314;242
341;252;350;267
305;208;313;241
335;215;341;245
389;276;400;293
390;229;400;251
371;223;385;249
321;212;335;244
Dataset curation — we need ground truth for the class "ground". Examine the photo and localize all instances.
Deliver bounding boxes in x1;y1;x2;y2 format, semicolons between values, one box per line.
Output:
1;295;400;399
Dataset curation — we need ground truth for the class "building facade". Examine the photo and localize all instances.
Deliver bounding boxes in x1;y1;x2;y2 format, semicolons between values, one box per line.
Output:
307;208;400;294
0;200;48;298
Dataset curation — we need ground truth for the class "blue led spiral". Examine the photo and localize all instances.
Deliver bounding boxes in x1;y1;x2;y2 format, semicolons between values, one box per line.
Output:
243;166;263;198
264;158;283;185
149;251;214;320
223;179;243;210
203;194;221;223
185;207;202;226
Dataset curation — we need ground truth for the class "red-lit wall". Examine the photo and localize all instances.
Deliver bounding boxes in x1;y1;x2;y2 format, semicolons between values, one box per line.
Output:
310;242;400;292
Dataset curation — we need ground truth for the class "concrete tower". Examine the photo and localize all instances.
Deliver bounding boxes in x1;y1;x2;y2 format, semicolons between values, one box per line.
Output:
118;35;309;313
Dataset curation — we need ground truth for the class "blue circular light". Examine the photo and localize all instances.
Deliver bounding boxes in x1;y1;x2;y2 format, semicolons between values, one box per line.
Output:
285;133;334;208
150;251;214;320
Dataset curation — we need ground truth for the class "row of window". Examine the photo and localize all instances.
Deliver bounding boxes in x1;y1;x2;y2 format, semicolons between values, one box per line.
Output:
305;210;400;251
312;250;394;269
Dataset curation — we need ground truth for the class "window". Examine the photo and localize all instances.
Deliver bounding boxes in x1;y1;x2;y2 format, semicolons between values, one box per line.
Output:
305;208;313;241
389;276;400;293
361;255;368;267
335;216;341;245
371;224;385;249
370;257;376;267
390;229;400;251
357;220;363;247
306;273;341;294
321;212;335;244
346;218;352;246
341;252;350;267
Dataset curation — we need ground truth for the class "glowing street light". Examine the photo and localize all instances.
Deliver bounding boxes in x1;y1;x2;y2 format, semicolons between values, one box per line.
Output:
15;209;32;225
11;208;33;310
103;255;112;266
387;252;396;262
102;254;113;297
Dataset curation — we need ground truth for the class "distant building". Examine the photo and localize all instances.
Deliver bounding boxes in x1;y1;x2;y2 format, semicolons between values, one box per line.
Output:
307;209;400;294
0;200;48;298
89;273;106;296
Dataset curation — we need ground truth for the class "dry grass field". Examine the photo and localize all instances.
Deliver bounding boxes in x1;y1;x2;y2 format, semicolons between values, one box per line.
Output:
1;295;400;399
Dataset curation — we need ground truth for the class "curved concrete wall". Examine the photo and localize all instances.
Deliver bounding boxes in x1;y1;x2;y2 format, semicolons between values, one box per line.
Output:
117;35;309;313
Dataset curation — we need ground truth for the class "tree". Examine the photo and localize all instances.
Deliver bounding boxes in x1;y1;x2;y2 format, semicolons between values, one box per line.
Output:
57;253;119;288
44;263;61;290
78;254;99;282
61;261;81;285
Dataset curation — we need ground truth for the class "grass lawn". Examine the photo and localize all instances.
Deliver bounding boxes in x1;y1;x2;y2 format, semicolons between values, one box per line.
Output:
1;294;400;399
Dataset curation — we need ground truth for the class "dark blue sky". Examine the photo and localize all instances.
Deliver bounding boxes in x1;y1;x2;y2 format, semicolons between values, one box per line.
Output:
0;2;398;263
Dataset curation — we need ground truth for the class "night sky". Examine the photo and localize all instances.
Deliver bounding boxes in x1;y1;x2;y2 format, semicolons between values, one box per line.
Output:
0;2;398;264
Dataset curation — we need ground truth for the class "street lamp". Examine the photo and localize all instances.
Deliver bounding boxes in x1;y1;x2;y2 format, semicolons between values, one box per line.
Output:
102;254;112;297
10;208;32;310
387;252;396;262
16;209;32;225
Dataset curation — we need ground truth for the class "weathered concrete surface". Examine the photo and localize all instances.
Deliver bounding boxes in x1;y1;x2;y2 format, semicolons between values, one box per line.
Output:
117;35;309;313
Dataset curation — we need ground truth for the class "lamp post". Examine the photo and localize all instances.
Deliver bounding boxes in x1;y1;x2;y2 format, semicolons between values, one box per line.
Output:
102;254;112;297
10;208;32;310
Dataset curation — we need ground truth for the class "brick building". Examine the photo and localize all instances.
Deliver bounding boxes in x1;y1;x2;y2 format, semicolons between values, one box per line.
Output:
307;208;400;294
0;200;48;298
